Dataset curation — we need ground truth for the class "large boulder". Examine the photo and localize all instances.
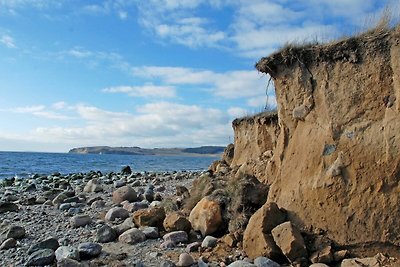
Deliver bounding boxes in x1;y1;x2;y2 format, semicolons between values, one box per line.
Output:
112;186;137;204
243;202;286;260
189;196;223;236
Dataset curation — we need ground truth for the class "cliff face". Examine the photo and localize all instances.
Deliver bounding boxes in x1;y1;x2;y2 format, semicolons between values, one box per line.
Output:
234;26;400;247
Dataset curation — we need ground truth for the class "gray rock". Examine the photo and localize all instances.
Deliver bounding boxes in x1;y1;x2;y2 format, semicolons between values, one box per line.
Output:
141;226;159;239
201;236;218;248
57;258;82;267
59;203;72;211
227;261;257;267
55;246;80;261
119;228;146;245
96;225;117;243
52;193;68;206
78;242;102;259
121;165;132;175
26;249;56;266
144;189;154;202
0;202;19;213
163;231;188;244
91;200;106;209
6;225;25;239
114;180;126;188
105;207;130;222
177;253;194;267
254;257;280;267
198;257;209;267
160;260;177;267
113;217;136;235
83;179;103;193
70;215;92;228
0;238;17;250
160;240;176;249
28;237;59;254
186;242;201;253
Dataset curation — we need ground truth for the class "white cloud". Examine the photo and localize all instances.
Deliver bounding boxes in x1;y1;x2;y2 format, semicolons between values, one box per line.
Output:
228;107;247;118
118;11;128;20
247;95;277;109
1;34;16;48
102;84;176;98
8;104;71;120
67;48;93;58
132;66;268;99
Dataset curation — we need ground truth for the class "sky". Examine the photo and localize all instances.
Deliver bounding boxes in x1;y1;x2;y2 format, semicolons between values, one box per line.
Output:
0;0;398;152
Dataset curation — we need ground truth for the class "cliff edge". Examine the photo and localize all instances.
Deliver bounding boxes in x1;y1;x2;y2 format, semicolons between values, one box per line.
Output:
250;25;400;248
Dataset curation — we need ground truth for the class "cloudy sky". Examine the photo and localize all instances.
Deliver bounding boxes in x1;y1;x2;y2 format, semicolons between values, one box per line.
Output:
0;0;398;152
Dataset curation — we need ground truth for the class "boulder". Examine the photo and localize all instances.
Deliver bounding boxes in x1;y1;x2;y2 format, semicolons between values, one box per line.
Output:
28;237;59;254
163;212;191;233
271;222;307;263
83;179;103;193
133;206;165;227
243;202;286;260
105;207;130;222
118;228;146;244
163;231;188;244
96;225;117;243
189;197;223;236
6;225;26;240
201;236;218;248
112;185;137;204
113;218;136;235
78;242;102;259
26;249;55;266
55;246;80;261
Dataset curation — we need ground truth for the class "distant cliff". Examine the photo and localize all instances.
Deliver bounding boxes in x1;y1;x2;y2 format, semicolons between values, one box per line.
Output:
68;146;225;156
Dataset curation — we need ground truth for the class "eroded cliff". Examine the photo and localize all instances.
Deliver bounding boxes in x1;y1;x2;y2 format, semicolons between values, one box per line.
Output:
247;25;400;248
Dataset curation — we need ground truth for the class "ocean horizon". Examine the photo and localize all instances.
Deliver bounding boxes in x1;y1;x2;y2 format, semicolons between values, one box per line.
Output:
0;151;219;180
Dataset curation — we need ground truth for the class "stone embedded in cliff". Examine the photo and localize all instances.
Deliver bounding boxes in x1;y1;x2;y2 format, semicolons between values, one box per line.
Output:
271;222;307;263
222;143;235;166
189;196;223;236
254;26;400;250
243;202;286;260
112;185;137;204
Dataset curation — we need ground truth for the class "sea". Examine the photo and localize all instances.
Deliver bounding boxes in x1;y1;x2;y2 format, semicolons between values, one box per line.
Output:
0;151;219;180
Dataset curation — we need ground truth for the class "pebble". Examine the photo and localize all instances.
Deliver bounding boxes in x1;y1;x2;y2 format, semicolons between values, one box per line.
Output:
57;258;82;267
186;242;201;253
26;248;56;266
202;236;218;248
160;240;176;249
6;225;26;239
70;215;92;228
105;207;130;222
0;238;17;250
0;202;19;213
160;260;177;267
227;261;257;267
177;253;195;267
55;246;80;261
78;242;102;259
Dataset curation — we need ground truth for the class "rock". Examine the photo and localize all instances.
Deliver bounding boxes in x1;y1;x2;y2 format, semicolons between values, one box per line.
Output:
163;231;188;244
160;260;177;267
160;240;176;249
6;225;26;239
28;237;59;254
0;202;18;213
0;238;17;250
59;203;72;211
91;200;105;209
114;180;126;188
96;225;117;243
123;201;149;212
189;197;223;236
70;215;92;228
201;236;218;248
105;207;130;222
271;222;307;263
78;242;102;259
309;264;329;267
227;261;257;267
83;178;103;193
253;257;280;267
55;246;80;261
177;253;194;267
26;249;56;266
163;212;192;233
57;258;82;267
52;193;68;206
197;257;209;267
176;185;190;197
141;226;159;239
243;202;286;260
113;218;136;235
121;165;132;175
133;206;166;227
144;188;154;202
118;228;146;244
186;242;201;253
333;250;348;262
112;185;137;204
222;233;237;247
310;246;333;264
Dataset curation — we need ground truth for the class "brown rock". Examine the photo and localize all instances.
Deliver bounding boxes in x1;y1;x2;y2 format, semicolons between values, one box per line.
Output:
163;212;191;233
310;246;333;264
112;186;137;204
271;222;307;262
243;202;286;260
189;197;223;236
133;207;165;227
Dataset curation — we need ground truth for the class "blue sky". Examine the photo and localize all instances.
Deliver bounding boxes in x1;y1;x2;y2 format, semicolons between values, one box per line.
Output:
0;0;398;152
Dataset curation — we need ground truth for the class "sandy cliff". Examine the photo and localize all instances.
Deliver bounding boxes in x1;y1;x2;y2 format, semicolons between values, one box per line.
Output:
232;25;400;249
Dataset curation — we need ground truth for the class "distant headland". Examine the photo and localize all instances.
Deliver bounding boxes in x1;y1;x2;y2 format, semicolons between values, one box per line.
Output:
68;146;225;156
